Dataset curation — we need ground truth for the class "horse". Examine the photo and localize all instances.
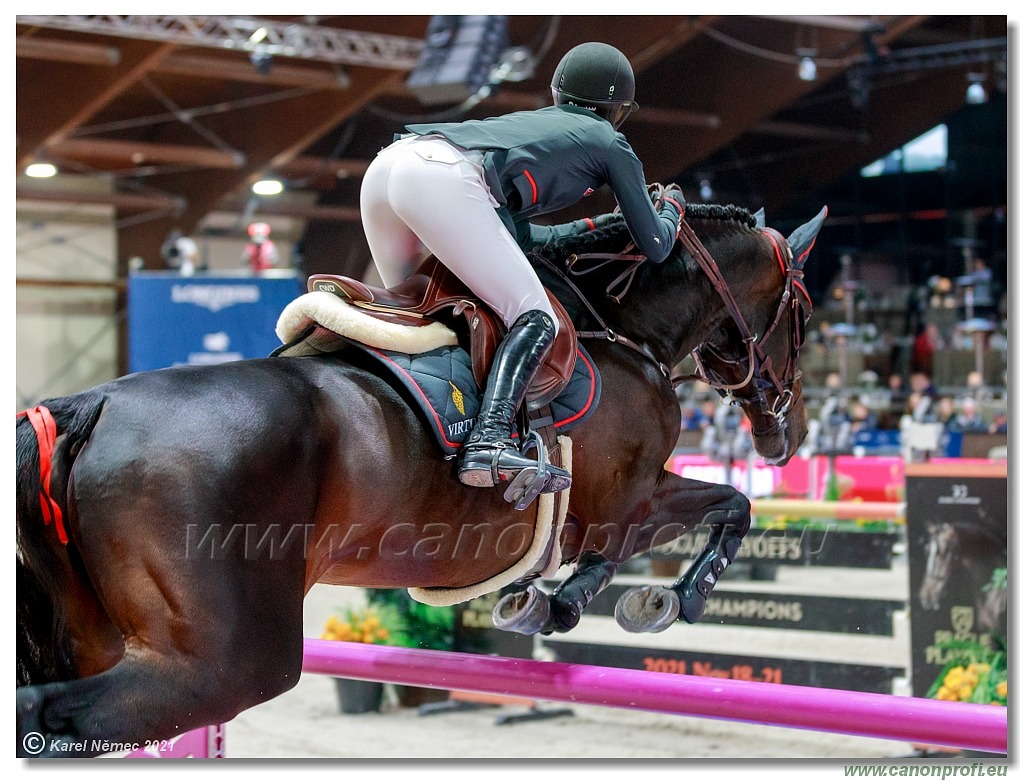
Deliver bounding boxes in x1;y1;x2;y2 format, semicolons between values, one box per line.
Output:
917;519;1007;634
16;202;824;757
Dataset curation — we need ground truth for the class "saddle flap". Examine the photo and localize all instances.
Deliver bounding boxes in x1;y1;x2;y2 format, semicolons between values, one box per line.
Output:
528;293;577;405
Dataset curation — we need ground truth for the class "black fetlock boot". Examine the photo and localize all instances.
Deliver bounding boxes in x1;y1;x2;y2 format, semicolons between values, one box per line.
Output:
458;310;572;495
672;525;742;624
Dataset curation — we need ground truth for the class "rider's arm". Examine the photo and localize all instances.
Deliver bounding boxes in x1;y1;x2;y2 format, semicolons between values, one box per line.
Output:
604;135;680;263
519;213;622;249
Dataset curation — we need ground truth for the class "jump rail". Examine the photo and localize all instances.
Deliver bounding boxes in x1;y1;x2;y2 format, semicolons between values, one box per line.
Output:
750;499;905;522
304;639;1006;755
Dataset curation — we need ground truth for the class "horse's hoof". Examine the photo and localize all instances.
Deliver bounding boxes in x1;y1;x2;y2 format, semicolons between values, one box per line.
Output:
614;585;680;633
492;585;551;635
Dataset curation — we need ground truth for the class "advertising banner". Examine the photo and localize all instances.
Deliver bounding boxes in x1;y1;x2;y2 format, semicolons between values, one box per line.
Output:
905;463;1007;706
127;272;303;372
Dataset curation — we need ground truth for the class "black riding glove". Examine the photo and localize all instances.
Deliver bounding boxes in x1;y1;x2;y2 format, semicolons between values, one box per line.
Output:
658;188;684;231
661;185;686;219
590;212;624;229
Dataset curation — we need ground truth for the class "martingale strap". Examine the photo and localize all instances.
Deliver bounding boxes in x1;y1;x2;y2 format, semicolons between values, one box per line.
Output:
15;405;68;544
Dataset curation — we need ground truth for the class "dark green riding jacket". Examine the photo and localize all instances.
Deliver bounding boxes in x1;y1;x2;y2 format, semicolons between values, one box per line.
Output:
406;104;679;261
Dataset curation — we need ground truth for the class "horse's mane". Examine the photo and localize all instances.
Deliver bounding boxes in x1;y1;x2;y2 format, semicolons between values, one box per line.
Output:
534;203;758;263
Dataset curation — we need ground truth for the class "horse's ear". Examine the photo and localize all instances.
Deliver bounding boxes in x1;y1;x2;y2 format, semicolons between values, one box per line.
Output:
787;206;828;268
753;208;766;229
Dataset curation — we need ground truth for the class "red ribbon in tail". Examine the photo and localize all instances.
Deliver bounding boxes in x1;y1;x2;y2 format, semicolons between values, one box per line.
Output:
16;405;68;544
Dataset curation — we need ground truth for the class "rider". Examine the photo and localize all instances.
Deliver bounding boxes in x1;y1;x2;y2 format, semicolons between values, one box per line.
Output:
359;41;685;497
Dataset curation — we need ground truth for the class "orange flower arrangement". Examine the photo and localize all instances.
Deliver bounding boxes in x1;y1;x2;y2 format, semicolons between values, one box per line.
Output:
320;604;408;646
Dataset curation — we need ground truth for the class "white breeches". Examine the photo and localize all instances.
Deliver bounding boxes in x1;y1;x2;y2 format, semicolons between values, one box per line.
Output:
359;136;558;333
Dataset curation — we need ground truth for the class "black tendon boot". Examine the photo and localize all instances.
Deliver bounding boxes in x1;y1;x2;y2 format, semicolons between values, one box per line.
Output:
458;310;572;495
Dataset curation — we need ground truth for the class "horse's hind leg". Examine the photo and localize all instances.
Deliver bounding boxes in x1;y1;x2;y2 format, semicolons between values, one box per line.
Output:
18;647;249;757
18;609;305;758
613;472;750;633
17;523;308;758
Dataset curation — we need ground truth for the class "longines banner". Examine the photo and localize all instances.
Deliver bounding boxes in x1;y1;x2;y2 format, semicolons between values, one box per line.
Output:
128;272;303;372
905;463;1007;699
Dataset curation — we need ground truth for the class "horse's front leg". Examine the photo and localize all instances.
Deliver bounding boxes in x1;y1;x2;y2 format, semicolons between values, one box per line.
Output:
614;470;751;633
493;551;617;635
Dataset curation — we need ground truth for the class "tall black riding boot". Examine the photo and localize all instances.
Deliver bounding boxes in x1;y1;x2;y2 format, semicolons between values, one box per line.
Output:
458;310;572;493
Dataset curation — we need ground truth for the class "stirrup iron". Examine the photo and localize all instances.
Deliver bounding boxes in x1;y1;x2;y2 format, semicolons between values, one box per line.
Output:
502;432;569;510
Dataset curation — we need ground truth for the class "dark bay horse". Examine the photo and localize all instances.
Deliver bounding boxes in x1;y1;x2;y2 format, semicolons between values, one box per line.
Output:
17;203;824;756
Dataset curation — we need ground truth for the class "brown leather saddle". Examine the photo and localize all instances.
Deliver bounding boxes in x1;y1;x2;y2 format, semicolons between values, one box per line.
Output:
308;257;578;406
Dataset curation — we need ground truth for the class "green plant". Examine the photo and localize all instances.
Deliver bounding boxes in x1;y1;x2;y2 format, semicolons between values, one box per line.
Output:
367;589;454;651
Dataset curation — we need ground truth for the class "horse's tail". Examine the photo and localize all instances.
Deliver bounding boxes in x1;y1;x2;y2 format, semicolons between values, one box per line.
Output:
17;391;106;686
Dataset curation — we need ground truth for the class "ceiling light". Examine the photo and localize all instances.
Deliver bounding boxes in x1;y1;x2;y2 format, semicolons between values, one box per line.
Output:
247;27;269;46
25;162;57;178
966;73;988;105
252;179;284;196
798;56;817;82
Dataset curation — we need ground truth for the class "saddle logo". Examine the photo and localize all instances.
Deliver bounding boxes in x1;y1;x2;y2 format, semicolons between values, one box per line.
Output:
583;187;594;197
171;284;261;312
449;381;466;416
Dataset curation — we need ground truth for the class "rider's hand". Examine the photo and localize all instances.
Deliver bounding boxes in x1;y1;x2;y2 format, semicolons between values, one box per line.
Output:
647;183;666;207
591;213;624;229
662;185;685;217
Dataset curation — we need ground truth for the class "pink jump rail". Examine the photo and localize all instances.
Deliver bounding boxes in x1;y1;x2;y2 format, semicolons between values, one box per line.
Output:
304;639;1007;755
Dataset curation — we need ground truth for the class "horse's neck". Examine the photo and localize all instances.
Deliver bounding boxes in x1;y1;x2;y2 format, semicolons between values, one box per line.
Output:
540;221;765;368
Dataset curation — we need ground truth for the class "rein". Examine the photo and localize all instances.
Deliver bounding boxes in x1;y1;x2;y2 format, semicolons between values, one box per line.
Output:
680;223;811;427
537;208;811;425
534;247;674;381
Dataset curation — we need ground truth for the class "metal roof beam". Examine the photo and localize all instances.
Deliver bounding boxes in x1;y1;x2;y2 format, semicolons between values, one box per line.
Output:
17;15;425;70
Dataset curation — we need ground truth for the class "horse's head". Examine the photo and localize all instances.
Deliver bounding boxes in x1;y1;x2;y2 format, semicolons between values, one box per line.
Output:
919;521;957;611
686;206;826;466
531;200;825;466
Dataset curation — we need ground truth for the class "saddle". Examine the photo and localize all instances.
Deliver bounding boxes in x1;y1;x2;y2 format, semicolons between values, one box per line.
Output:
307;257;578;406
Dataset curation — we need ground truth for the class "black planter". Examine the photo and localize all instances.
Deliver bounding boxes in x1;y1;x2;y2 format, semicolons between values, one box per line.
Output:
333;678;384;714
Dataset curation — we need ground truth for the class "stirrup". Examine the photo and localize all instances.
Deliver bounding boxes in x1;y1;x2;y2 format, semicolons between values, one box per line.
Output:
501;432;571;511
459;431;571;509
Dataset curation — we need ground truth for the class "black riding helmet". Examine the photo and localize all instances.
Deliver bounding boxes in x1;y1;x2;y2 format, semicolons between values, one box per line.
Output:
550;42;639;129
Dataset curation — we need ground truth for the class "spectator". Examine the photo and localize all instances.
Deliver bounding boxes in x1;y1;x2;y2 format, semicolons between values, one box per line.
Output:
948;398;988;433
245;222;279;274
881;373;908;428
989;412;1008;435
910;322;943;376
680;404;709;432
933;396;957;427
161;230;199;276
962;256;996;320
910;371;938;400
906;391;934;423
965;370;993;402
848;401;877;434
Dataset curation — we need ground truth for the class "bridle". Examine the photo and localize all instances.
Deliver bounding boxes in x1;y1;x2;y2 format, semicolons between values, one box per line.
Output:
534;202;812;432
679;221;813;433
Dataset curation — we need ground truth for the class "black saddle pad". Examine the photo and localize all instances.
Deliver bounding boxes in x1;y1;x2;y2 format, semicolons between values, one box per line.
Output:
352;342;601;457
